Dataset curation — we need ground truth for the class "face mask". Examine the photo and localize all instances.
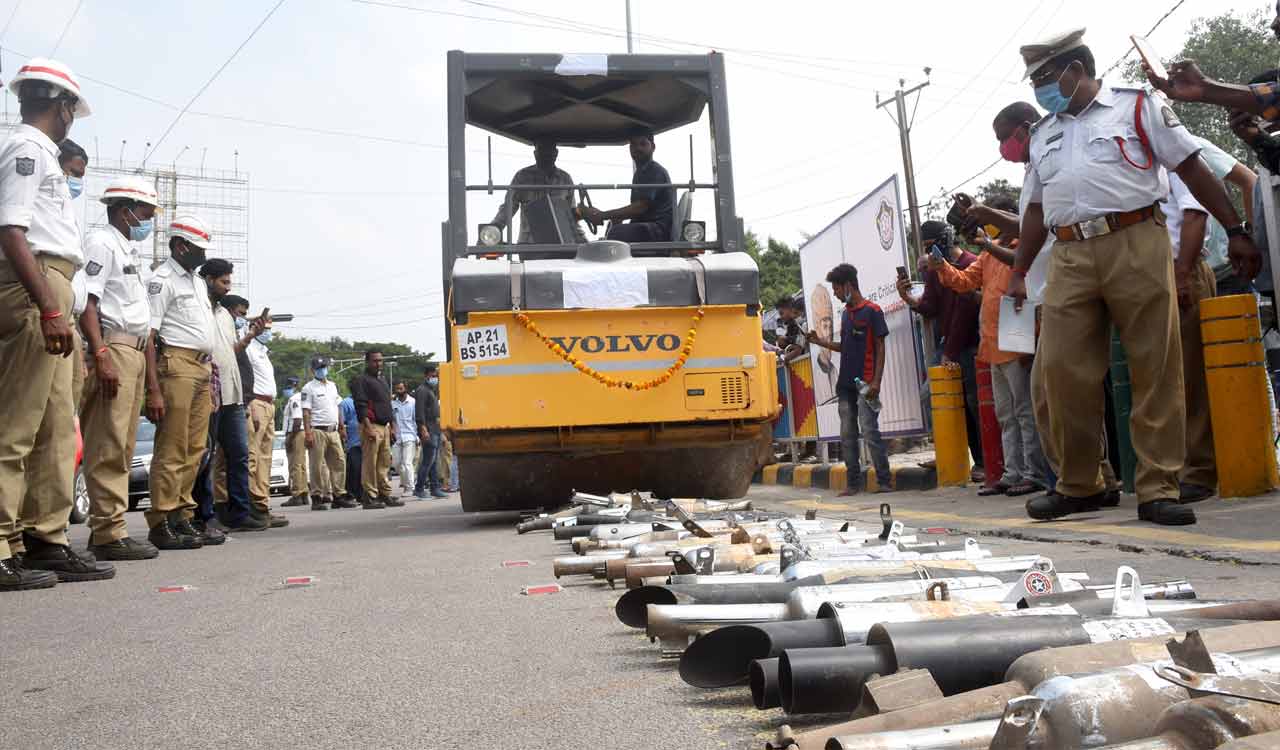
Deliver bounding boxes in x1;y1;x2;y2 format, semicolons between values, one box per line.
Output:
775;325;788;337
1034;64;1081;115
314;367;328;380
999;128;1030;162
176;243;206;272
428;377;439;387
126;208;154;242
234;316;247;331
257;330;273;345
283;388;294;398
66;176;84;199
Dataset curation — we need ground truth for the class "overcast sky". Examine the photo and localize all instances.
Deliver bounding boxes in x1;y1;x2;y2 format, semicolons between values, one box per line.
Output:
6;0;1233;356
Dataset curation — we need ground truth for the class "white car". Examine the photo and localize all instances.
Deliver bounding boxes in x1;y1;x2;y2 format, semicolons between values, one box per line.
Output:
270;432;290;495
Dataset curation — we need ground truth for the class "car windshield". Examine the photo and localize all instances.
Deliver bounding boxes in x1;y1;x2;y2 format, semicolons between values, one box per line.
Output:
274;434;285;450
136;420;156;443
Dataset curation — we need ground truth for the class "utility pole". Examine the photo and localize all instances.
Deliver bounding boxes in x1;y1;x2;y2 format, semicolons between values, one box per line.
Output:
624;0;633;53
876;73;930;265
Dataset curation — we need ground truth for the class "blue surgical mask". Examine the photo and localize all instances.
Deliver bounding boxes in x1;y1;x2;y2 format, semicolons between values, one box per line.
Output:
283;388;294;398
1034;64;1081;115
234;316;247;331
257;330;273;345
428;377;439;387
314;367;328;380
66;176;84;199
126;208;154;242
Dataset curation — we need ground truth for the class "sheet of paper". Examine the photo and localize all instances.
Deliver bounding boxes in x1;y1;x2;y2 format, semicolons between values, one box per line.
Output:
555;54;608;76
562;266;649;309
998;297;1037;355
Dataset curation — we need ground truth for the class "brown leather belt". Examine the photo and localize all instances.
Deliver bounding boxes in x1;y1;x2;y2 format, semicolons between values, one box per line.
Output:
311;425;338;432
1052;206;1156;243
163;344;212;364
103;330;147;350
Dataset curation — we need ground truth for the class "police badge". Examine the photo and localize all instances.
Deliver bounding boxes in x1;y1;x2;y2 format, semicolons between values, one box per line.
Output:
15;157;35;176
148;281;163;295
875;198;894;250
85;261;103;276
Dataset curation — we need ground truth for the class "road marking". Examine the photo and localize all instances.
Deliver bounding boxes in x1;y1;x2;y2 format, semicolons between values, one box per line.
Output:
501;560;531;568
156;585;193;593
522;583;562;595
884;509;1280;554
283;576;315;586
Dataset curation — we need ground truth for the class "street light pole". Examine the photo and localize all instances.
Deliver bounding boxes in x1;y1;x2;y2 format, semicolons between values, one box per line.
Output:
625;0;633;53
876;75;930;265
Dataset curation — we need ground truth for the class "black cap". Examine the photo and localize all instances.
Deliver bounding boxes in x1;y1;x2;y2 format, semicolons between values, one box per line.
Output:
311;355;331;369
921;220;949;241
286;376;300;386
424;362;439;373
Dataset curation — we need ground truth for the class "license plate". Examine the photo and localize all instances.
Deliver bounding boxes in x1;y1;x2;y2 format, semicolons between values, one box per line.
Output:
457;324;511;362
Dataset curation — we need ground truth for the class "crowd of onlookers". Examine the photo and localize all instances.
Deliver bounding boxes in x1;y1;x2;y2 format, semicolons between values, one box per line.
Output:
769;24;1279;528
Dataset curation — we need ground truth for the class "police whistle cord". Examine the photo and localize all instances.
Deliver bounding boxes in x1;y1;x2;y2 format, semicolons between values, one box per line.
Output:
514;307;705;390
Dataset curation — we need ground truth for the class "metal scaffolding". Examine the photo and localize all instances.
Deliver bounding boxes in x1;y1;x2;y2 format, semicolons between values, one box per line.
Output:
0;112;251;294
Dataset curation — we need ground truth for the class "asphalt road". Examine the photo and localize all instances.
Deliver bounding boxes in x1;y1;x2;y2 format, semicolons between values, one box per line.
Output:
7;484;1280;750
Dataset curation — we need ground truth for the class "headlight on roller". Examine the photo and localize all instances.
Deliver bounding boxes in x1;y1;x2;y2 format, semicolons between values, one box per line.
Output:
681;221;706;243
478;224;502;247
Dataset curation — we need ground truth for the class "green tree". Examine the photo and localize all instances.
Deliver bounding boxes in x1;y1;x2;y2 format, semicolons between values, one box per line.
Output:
1123;8;1274;166
975;177;1020;207
745;230;802;307
267;334;436;397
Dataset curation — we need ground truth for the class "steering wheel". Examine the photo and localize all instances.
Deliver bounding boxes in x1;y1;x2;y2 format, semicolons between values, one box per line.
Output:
578;187;599;235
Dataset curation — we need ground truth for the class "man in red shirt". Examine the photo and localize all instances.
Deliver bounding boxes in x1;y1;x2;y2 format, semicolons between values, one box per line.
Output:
807;264;892;495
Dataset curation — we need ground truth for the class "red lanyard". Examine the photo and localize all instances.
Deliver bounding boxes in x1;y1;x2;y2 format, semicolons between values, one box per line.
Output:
1117;91;1154;170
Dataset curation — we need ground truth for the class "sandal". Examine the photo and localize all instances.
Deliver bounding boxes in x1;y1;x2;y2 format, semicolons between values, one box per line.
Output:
1005;481;1043;497
977;483;1011;496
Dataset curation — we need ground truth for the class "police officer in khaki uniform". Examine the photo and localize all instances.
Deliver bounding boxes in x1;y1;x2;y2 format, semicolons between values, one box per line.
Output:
144;214;218;549
80;177;162;560
0;58;114;590
281;375;308;506
301;356;352;510
1006;29;1262;526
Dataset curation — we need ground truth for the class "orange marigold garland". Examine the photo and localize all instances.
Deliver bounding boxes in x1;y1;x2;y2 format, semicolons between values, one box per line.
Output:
515;307;705;390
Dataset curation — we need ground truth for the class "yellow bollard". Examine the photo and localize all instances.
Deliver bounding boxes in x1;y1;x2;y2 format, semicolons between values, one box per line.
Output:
929;364;969;487
1200;294;1279;498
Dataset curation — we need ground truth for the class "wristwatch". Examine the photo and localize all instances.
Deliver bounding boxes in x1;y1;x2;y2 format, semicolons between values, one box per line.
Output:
1226;222;1252;239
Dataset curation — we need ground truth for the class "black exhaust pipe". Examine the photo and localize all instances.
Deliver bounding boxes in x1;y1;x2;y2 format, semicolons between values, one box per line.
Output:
680;619;844;688
778;613;1243;715
750;657;782;709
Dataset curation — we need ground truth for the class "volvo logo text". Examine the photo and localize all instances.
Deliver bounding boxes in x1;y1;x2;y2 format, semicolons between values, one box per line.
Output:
547;334;681;354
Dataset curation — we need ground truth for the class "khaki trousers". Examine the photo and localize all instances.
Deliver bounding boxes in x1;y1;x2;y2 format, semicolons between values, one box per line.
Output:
1039;219;1184;503
0;258;75;559
71;324;86;413
247;399;275;511
1180;259;1217;489
1031;355;1121;490
307;429;345;499
437;433;454;488
144;347;212;529
286;430;307;495
81;343;146;545
361;423;393;499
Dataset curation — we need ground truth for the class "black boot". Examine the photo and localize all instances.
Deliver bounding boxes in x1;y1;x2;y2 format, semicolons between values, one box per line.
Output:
1025;491;1105;521
1138;500;1196;526
181;518;226;546
88;536;159;561
0;556;57;591
383;494;405;508
22;533;116;582
282;494;309;508
361;496;386;509
331;494;358;509
148;517;202;550
311;496;331;511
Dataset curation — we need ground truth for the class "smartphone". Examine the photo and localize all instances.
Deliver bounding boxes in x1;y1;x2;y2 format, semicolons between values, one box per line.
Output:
930;245;946;264
896;266;908;280
1131;35;1167;80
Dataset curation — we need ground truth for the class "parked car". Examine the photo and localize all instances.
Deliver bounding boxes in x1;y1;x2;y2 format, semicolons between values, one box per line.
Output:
69;418;88;524
128;418;155;511
270;431;289;495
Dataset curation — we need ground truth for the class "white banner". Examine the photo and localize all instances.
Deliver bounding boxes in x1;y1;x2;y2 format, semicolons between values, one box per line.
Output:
799;175;925;439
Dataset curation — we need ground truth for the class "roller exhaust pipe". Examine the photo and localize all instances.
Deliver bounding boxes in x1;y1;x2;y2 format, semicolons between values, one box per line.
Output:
551;551;630;578
781;620;1280;750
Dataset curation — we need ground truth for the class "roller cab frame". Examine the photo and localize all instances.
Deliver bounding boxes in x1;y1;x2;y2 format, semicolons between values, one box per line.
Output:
439;51;777;512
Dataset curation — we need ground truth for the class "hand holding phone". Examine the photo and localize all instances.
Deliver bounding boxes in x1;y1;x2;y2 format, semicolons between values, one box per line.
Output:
896;265;908;281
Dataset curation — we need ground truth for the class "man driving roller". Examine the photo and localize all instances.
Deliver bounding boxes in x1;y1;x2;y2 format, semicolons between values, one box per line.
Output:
581;133;675;243
491;138;586;244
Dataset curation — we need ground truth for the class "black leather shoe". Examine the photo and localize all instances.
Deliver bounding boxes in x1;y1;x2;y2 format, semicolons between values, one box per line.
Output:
227;514;269;532
88;536;159;561
148;520;202;550
282;494;309;507
1025;491;1105;521
1102;488;1122;507
311;496;330;511
362;497;386;509
0;556;57;591
22;535;116;582
383;495;405;508
182;519;226;546
331;495;358;509
1138;500;1196;526
1178;483;1214;504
